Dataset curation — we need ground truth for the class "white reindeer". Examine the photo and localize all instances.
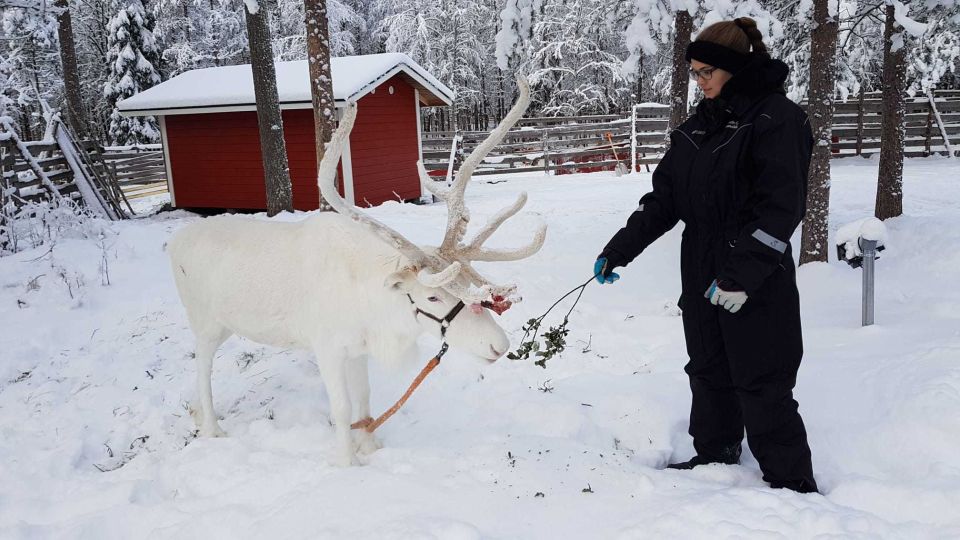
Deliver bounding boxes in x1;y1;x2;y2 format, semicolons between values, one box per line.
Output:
167;78;545;466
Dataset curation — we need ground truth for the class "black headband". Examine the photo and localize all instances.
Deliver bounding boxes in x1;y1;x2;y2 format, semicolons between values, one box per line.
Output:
685;41;750;74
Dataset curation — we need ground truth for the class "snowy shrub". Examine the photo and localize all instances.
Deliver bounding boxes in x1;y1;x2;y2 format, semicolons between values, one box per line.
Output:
0;196;114;259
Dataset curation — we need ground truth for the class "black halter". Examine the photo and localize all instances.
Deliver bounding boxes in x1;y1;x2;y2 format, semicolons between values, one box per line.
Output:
407;294;466;342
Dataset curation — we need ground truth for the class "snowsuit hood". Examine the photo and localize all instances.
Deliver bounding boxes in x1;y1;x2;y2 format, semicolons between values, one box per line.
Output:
695;54;790;132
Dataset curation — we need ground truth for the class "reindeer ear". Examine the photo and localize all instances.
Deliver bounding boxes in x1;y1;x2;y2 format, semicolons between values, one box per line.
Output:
385;268;416;291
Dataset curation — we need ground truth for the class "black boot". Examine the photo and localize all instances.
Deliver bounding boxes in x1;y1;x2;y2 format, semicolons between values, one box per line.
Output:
666;444;741;470
770;478;819;494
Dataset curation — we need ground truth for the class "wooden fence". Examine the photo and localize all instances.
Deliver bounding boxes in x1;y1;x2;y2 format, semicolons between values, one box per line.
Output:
832;90;960;158
421;107;668;177
101;145;168;199
421;90;960;177
0;120;131;220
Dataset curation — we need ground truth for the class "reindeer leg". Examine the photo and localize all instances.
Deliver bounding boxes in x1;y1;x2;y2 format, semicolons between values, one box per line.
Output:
315;349;359;467
193;330;230;437
348;356;381;456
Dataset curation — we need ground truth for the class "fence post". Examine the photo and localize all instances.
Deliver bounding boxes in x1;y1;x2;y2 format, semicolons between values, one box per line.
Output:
855;88;865;156
542;131;550;175
927;89;956;157
631;105;637;174
924;103;934;157
0;140;13;252
862;238;877;327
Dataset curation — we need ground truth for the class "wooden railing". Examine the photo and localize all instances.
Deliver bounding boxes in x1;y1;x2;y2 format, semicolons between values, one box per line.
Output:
831;90;960;158
420;90;960;177
100;145;168;199
421;108;669;177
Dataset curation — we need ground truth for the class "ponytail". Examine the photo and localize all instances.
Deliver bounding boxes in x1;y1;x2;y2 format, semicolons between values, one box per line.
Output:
695;17;770;58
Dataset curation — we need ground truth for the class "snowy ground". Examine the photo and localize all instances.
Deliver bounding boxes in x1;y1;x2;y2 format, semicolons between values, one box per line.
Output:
2;157;960;539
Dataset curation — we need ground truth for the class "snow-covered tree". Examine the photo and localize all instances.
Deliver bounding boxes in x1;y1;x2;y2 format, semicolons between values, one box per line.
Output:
152;0;249;76
905;1;960;94
493;0;637;117
0;3;60;139
103;0;162;145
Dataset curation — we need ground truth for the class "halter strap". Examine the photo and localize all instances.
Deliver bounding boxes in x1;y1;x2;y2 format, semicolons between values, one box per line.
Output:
406;294;466;340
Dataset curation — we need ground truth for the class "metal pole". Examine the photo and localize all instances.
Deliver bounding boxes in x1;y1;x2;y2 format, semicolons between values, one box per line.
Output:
862;238;877;326
630;104;637;174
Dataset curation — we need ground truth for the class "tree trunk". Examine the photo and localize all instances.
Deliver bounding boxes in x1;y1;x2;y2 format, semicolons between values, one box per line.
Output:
244;0;293;216
668;10;693;133
876;4;906;220
305;0;337;211
55;0;88;139
799;0;839;265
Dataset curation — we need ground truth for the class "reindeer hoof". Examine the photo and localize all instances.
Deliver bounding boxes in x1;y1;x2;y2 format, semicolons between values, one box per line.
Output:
356;432;383;456
199;424;226;438
331;450;361;467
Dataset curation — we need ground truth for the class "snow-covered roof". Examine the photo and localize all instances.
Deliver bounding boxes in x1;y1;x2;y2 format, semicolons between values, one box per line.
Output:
117;53;453;116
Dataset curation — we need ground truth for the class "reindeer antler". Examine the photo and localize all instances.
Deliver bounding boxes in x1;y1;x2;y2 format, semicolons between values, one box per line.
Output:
416;75;547;306
317;105;460;288
320;76;546;309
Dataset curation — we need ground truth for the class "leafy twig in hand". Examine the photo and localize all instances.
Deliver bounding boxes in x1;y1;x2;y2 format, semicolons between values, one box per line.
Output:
507;273;596;369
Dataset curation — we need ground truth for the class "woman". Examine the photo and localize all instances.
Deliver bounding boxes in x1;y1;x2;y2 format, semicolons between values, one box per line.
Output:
595;18;817;494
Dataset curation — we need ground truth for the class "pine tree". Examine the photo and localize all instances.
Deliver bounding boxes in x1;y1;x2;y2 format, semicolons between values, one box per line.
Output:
669;10;693;133
243;0;293;216
55;0;88;137
305;0;337;211
875;3;907;220
152;0;249;75
0;3;61;140
103;0;162;145
800;0;839;265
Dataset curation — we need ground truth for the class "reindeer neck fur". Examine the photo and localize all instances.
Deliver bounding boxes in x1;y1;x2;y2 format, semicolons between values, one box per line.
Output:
300;213;424;365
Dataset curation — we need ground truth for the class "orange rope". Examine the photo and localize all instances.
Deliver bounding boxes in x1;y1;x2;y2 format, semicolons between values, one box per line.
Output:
351;356;441;433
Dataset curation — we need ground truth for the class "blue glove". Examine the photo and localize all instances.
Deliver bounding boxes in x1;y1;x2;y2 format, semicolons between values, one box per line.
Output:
594;257;620;284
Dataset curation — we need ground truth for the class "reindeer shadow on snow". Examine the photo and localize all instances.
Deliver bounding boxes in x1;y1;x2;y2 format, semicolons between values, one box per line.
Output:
167;77;546;466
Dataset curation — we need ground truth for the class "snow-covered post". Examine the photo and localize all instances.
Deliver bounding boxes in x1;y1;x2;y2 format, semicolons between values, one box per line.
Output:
630;104;637;174
836;217;887;327
444;133;461;188
861;238;877;326
859;218;886;327
927;90;956;157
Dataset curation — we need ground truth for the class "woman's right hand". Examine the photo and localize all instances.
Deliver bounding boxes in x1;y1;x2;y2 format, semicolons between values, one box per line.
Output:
594;255;621;284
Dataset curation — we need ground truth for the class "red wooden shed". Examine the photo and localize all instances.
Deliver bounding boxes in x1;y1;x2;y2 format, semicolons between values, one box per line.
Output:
117;53;452;210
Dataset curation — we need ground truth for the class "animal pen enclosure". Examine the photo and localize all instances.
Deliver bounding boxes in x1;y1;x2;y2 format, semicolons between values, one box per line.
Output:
420;90;960;178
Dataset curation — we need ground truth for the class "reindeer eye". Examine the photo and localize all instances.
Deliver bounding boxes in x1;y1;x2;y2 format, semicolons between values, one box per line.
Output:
427;296;441;302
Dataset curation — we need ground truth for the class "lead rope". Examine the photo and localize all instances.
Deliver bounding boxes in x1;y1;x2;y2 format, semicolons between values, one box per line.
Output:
350;341;448;433
352;276;599;433
351;297;461;433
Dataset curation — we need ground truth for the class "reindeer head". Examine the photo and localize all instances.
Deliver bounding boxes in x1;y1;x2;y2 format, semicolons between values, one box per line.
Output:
317;76;546;339
386;266;510;361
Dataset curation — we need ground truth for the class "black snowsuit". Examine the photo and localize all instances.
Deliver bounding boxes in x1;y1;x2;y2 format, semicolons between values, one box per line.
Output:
603;55;817;492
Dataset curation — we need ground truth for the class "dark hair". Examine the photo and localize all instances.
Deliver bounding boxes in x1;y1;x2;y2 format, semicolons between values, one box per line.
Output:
695;17;769;58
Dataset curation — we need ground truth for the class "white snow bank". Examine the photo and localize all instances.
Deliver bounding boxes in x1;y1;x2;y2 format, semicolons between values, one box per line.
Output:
3;158;960;537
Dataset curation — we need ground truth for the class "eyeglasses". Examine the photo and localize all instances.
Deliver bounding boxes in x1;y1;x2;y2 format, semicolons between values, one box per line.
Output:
689;67;717;81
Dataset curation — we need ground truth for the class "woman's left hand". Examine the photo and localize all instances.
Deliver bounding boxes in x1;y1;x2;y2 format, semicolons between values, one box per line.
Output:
705;279;748;313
